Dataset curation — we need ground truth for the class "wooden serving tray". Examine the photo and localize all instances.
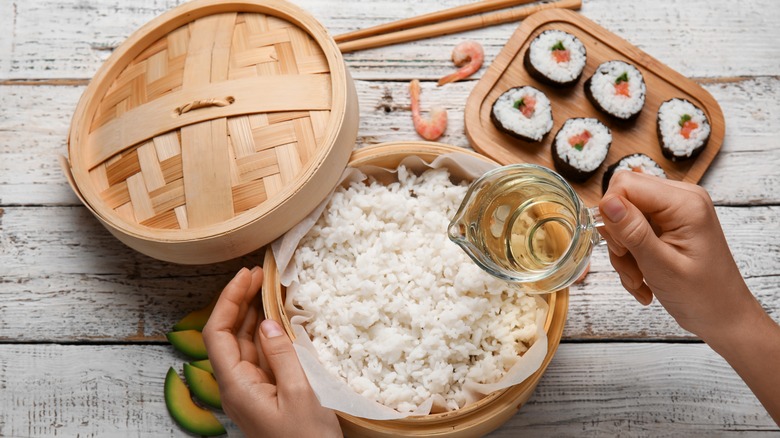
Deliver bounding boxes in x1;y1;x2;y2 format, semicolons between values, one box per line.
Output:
465;9;725;206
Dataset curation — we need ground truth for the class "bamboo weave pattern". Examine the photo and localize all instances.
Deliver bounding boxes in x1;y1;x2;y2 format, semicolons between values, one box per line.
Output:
87;12;332;230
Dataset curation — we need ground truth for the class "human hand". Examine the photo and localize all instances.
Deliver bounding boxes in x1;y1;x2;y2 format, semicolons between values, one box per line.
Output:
202;267;342;438
598;171;761;342
600;171;780;424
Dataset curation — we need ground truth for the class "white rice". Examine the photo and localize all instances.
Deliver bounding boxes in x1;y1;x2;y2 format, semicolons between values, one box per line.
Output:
289;167;540;413
657;98;711;158
554;118;611;172
528;30;587;83
491;86;553;141
587;60;646;119
612;154;667;178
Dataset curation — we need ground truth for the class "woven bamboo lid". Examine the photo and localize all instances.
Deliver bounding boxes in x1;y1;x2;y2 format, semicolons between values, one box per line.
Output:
65;0;358;264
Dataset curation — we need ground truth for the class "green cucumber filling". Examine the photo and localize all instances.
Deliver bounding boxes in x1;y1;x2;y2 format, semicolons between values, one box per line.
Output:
513;98;525;109
551;41;565;51
615;72;629;84
679;114;692;127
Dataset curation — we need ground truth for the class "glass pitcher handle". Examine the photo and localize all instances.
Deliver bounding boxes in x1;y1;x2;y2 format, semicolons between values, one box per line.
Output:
587;206;607;246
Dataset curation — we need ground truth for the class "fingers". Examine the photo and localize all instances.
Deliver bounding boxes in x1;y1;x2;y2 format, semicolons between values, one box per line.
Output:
258;319;313;404
236;278;261;365
604;171;678;214
255;313;275;384
237;268;264;365
202;267;262;384
608;249;653;306
603;171;702;235
599;193;673;268
596;222;627;257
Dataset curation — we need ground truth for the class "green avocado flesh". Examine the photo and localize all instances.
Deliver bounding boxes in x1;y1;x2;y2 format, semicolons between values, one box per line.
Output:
184;363;222;409
166;330;208;360
190;359;214;374
165;368;225;436
173;300;216;331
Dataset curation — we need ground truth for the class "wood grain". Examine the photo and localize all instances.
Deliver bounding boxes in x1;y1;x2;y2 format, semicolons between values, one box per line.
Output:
1;0;778;80
333;0;539;43
1;77;779;207
0;205;776;342
466;9;724;207
0;345;240;437
1;0;779;435
0;344;774;437
337;0;582;53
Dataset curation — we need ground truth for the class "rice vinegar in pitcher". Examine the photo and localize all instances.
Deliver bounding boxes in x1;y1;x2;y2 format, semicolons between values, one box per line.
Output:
448;164;602;293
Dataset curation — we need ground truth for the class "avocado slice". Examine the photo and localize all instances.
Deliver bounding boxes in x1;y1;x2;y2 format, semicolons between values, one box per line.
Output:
173;299;217;331
190;359;214;374
184;363;222;409
165;368;225;436
166;330;208;360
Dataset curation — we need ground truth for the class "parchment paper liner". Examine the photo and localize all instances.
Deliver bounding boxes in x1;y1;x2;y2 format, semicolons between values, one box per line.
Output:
271;152;549;420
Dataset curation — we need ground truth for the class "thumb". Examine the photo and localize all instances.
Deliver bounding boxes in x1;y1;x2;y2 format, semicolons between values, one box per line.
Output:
599;194;667;266
258;319;310;397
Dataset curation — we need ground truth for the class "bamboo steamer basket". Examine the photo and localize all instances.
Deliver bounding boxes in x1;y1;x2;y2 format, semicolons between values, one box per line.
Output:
64;0;358;264
262;142;569;437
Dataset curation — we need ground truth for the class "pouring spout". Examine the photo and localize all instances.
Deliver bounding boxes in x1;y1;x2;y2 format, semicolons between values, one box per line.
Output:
447;218;483;266
447;220;467;243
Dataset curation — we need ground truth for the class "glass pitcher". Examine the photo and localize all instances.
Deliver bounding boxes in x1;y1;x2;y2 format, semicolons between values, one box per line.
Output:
448;164;603;293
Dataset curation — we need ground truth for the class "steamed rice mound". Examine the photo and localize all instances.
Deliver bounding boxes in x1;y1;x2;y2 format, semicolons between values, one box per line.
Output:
289;167;540;413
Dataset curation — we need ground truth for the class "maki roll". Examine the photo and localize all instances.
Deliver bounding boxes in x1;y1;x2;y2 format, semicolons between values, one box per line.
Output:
657;98;711;161
585;60;646;120
523;30;587;87
552;118;611;183
490;86;554;142
602;153;667;193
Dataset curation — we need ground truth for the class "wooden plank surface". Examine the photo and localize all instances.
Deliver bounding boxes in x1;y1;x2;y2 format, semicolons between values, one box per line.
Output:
1;0;778;435
0;205;777;342
1;0;779;80
1;77;779;206
0;343;774;437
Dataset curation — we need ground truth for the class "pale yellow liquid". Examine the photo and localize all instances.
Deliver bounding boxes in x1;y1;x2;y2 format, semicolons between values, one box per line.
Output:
458;172;594;292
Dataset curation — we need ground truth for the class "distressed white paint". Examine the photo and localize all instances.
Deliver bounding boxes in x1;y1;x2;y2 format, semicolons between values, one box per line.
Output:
1;0;779;80
1;77;779;206
1;0;779;435
0;344;774;437
0;205;777;341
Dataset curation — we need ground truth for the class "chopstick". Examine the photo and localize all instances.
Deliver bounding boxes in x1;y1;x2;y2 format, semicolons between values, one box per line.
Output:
337;0;582;53
334;0;538;44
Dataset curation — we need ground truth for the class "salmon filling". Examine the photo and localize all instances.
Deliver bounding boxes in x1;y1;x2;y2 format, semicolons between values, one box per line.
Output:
568;130;592;151
514;95;537;118
679;114;699;139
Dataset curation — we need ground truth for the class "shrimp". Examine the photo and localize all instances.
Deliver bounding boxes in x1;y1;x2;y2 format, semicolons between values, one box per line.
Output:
437;41;484;86
409;79;447;141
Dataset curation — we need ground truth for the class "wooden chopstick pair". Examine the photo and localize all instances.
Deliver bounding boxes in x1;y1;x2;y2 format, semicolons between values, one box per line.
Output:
335;0;583;53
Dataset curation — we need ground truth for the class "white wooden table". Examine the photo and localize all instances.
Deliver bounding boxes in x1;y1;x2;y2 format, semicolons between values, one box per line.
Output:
1;0;779;436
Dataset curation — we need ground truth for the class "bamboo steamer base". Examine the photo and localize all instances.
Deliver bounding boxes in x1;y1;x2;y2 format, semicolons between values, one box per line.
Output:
262;142;569;437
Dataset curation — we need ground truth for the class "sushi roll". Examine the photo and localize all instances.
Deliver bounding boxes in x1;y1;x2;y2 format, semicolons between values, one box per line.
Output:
584;60;646;120
656;98;711;161
490;86;554;142
523;30;587;87
602;153;667;193
552;118;612;182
